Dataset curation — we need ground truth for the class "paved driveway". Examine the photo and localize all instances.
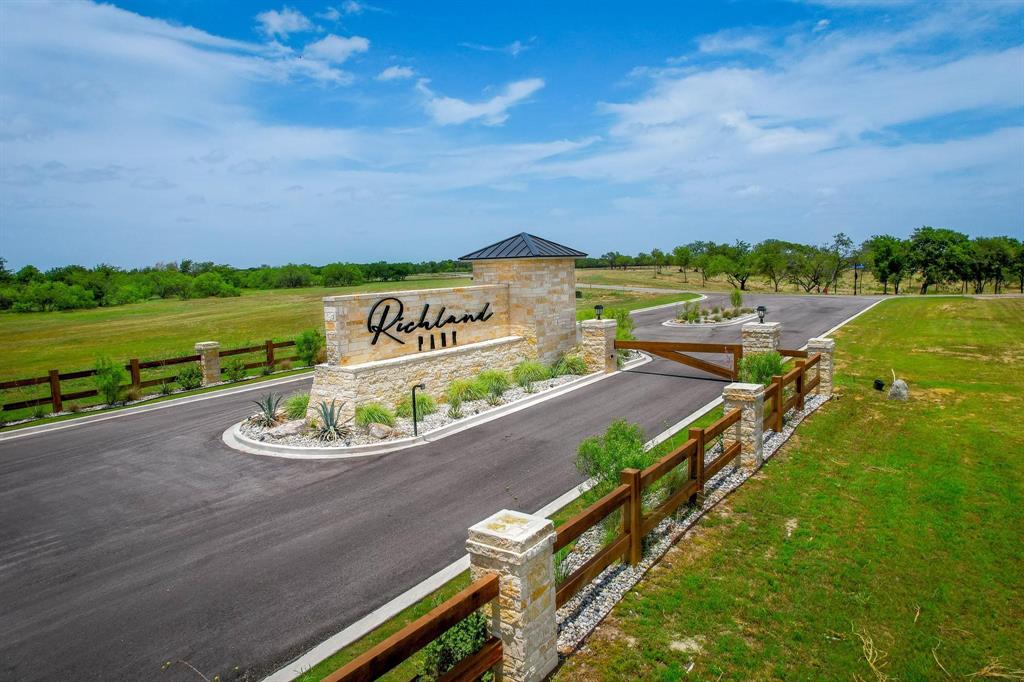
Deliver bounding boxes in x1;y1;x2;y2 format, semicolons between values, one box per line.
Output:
0;293;879;681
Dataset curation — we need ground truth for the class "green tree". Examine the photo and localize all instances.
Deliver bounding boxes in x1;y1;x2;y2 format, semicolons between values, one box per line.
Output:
863;234;909;295
671;245;693;281
908;226;970;294
752;239;791;292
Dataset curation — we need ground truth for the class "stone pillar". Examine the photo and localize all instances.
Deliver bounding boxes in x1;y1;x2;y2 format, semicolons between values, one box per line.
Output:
580;318;617;373
194;341;220;386
722;382;766;467
467;510;557;682
741;321;781;356
806;337;836;397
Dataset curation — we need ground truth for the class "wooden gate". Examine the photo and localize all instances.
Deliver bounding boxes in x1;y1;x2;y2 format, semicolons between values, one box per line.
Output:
614;340;742;380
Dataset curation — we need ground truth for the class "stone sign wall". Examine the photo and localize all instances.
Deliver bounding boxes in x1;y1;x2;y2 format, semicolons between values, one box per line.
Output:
323;284;511;366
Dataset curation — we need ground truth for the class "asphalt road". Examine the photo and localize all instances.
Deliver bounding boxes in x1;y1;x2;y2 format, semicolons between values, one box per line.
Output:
0;293;879;681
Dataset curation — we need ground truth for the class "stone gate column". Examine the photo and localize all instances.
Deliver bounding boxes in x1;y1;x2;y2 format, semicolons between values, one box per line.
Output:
194;341;220;386
466;510;558;682
580;318;617;373
741;321;781;356
722;382;766;467
806;337;836;397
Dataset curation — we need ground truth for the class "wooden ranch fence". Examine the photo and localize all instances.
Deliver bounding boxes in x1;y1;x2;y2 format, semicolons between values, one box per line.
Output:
552;406;743;607
323;573;501;682
0;339;298;414
764;351;822;433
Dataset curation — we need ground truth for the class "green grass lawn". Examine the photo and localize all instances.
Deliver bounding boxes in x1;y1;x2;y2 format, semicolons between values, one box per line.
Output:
555;297;1024;680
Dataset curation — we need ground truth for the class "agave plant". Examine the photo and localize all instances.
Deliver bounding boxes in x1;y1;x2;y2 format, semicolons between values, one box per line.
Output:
313;399;352;441
250;392;283;427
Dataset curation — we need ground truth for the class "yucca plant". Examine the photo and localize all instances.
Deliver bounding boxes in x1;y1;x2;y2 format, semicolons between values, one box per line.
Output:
485;387;503;406
313;399;352;441
447;396;463;419
250;392;283;427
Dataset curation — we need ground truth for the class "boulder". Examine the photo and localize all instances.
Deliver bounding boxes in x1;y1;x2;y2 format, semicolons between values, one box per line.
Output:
888;379;909;401
267;419;305;438
368;422;395;439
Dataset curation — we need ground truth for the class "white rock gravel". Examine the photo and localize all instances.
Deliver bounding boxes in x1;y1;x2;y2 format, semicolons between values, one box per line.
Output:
554;392;830;655
241;373;583;448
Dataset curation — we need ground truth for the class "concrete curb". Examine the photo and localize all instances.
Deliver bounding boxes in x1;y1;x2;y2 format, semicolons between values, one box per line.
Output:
224;353;653;460
660;311;758;328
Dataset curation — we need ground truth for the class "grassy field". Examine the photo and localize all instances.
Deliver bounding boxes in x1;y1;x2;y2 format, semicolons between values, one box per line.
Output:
576;265;1013;296
555;297;1024;680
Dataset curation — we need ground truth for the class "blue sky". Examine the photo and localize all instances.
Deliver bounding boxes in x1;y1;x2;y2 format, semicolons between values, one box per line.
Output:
1;0;1022;268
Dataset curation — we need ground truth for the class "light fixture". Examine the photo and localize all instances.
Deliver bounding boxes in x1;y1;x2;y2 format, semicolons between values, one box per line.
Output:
756;305;767;323
594;304;604;320
412;383;426;436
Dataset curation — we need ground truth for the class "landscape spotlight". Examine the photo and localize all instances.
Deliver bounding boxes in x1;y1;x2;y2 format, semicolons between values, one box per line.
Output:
411;383;426;436
756;305;767;323
594;304;604;320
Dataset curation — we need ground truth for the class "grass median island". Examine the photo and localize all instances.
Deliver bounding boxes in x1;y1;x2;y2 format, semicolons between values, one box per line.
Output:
555;296;1024;680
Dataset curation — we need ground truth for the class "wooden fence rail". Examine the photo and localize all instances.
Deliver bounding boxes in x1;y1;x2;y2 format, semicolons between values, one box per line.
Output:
323;573;501;682
763;351;821;433
1;339;300;414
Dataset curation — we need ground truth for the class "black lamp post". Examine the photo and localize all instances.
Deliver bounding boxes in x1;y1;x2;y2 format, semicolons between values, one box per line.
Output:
411;383;426;436
756;305;767;323
594;304;604;320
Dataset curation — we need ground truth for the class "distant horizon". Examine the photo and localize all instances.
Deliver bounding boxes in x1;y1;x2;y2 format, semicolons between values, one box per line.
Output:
2;0;1021;269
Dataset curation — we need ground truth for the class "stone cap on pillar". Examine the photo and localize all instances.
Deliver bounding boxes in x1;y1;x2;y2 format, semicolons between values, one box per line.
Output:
194;341;220;350
742;321;780;333
467;509;555;564
807;337;835;351
581;318;616;329
723;382;766;399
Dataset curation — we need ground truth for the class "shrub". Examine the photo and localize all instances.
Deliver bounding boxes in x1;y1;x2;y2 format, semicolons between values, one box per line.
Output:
609;308;635;341
32;405;48;419
126;386;143;402
94;357;128;405
420;611;490;682
295;329;324;366
224;358;247;382
446;378;487;403
739;351;784;386
190;272;240;298
355;402;396;427
554;354;587;376
177;363;203;390
730;289;743;308
278;359;293;372
158;381;174;395
677;301;701;323
476;370;511;396
512;360;549;391
312;400;351;441
575;419;654;502
261;363;274;376
283;393;310;420
250;393;282;427
396;392;437;421
68;402;83;413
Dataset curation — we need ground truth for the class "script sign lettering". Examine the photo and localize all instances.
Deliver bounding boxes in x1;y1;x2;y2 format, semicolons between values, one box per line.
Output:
367;296;494;346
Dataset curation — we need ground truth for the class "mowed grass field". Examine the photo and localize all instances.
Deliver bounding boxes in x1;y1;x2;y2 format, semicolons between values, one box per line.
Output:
555;297;1024;680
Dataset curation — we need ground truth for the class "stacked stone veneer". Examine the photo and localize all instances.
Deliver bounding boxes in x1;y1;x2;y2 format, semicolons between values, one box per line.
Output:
807;336;836;397
307;336;527;423
323;284;511;366
194;341;220;386
470;257;577;365
580;319;617;373
722;382;766;467
467;510;558;682
741;321;781;355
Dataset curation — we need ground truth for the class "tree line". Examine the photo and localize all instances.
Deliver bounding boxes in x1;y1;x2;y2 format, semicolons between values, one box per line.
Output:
0;258;470;313
578;227;1023;295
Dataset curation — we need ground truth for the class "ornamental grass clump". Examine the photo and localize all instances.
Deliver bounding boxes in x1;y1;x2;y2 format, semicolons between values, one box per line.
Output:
224;358;246;382
250;392;282;427
445;378;487;403
554;354;587;376
312;400;352;441
739;351;784;386
730;288;744;308
396;392;437;422
476;370;511;396
283;393;310;420
512;360;549;392
355;402;396;427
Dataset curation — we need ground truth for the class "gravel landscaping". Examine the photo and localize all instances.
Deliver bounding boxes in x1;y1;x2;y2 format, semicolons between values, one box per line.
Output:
240;373;584;448
554;392;830;655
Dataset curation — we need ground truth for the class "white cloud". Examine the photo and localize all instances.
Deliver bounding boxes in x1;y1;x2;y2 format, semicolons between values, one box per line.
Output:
460;38;535;57
377;65;415;81
342;1;364;14
303;34;369;63
416;78;545;125
813;19;831;32
255;7;313;38
317;7;342;21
